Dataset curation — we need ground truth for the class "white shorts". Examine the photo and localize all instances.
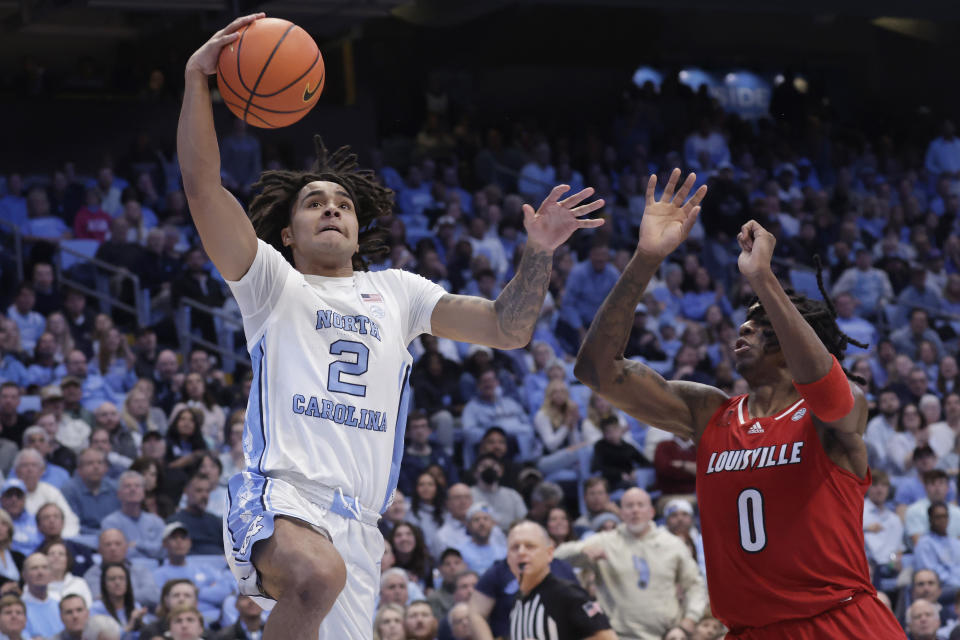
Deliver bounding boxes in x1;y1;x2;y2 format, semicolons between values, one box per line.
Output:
223;471;384;640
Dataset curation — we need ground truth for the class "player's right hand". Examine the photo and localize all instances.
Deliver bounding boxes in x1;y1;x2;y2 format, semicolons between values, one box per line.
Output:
186;13;265;76
635;169;707;261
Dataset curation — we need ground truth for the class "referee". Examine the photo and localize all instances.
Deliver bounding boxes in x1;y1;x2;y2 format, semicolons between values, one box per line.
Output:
468;520;616;640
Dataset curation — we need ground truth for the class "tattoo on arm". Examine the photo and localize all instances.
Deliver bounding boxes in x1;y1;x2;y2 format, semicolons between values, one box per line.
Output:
493;245;553;345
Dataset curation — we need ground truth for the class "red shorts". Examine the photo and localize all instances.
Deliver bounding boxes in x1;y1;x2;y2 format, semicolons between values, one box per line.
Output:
726;592;906;639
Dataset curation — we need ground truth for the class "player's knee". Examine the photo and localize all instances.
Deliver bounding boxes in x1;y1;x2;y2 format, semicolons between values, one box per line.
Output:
283;553;346;610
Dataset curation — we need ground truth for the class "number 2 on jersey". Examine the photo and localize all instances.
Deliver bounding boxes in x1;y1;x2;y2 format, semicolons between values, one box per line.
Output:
737;488;767;552
327;339;369;397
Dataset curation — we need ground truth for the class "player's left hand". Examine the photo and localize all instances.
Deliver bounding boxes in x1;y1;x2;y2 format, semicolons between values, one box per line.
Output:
523;185;605;251
737;219;776;281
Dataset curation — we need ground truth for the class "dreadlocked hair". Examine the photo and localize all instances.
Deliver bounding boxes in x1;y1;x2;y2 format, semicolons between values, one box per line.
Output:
247;135;391;271
744;255;869;385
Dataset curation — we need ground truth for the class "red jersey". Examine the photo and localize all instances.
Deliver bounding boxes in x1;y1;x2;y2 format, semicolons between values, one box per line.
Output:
696;394;875;632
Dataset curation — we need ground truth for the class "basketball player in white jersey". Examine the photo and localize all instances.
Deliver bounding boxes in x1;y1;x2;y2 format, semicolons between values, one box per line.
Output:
179;14;606;640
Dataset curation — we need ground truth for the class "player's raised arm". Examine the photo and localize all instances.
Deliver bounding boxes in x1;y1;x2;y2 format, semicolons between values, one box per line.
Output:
431;184;604;350
735;220;868;435
177;13;264;281
574;170;724;442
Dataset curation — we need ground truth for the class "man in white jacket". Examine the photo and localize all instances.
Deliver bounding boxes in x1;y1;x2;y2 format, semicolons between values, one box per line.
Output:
14;449;79;537
554;488;706;640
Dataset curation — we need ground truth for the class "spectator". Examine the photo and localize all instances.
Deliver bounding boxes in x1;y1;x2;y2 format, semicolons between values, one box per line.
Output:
426;548;468;620
684;118;730;171
554;488;706;640
220;120;262;197
906;598;940;640
83;529;159;610
905;470;960;545
897;267;943;327
461;369;534;461
0;384;24;472
30;263;59;319
154;525;232;625
0;478;39;558
153;349;183;416
470;455;527;531
380;567;413;608
863;471;903;586
82;614;123;639
166;472;221;555
831;249;893;318
101;471;164;560
20;552;64;638
404;600;439;640
165;407;208;470
925;120;960;178
557;242;620;353
122;388;163;437
518;143;556;204
895;446;956;507
41;383;91;455
373;602;406;640
213;594;263;640
22;425;70;488
914;501;960;599
61;448;119;535
866;388;900;470
51;593;89;640
408;471;447;558
7;284;45;356
90;562;147;635
72;187;111;242
42;540;93;607
14;449;79;537
172;247;225;346
399;412;458;497
35;504;94;576
573;477;621;533
0;322;28;387
533;380;581;454
391;522;433;590
0;594;28;640
60;291;94;356
436;483;506;554
887;403;928;476
663;498;699;560
35;410;77;474
170;372;225;448
833;293;876;357
26;332;58;388
61;376;95;428
138;577;202;640
892;311;945;362
546;507;577;546
473;426;520;490
459;505;506;575
592;416;649;492
92;402;139;462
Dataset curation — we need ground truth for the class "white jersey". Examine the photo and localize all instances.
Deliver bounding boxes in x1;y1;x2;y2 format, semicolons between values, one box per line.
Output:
225;240;446;512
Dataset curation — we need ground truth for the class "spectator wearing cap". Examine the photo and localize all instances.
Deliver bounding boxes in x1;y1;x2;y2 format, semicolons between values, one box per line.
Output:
166;472;221;555
589;511;621;535
13;449;79;538
34;503;94;576
0;508;24;584
61;448;119;535
459;504;506;575
101;471;164;560
21;552;64;638
0;382;32;450
83;528;159;610
21;426;69;489
556;240;620;355
39;383;90;455
461;368;534;462
56;379;92;434
663;498;699;560
1;478;41;556
831;249;894;318
470;454;527;531
154;523;233;624
891;309;945;362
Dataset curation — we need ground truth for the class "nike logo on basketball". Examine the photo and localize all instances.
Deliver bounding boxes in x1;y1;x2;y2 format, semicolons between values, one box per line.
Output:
303;81;319;102
748;422;764;434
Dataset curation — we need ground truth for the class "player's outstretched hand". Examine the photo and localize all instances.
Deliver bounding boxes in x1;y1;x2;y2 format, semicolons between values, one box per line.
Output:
737;219;777;281
635;169;707;261
522;185;605;251
186;13;265;76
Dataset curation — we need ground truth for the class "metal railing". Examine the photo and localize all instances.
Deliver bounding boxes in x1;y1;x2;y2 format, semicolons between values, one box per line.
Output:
56;244;148;327
176;296;249;373
0;220;24;283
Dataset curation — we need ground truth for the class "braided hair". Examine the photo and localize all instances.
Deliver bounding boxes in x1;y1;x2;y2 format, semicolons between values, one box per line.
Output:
745;256;868;385
247;136;391;271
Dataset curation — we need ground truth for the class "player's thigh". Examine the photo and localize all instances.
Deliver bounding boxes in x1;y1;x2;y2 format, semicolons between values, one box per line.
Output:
252;515;347;603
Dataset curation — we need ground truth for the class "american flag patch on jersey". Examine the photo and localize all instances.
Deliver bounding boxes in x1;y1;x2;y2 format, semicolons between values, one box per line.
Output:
582;602;603;617
360;293;383;303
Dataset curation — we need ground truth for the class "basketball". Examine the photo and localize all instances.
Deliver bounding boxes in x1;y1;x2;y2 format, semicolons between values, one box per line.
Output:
216;17;325;129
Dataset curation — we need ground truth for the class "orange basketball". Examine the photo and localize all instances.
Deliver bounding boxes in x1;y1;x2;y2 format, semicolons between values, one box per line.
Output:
216;17;325;129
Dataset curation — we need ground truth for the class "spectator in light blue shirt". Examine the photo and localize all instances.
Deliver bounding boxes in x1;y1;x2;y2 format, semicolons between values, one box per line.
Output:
925;120;960;178
459;505;506;575
914;502;960;599
679;267;733;322
6;284;45;357
863;471;904;583
831;249;894;318
896;267;943;327
557;242;620;354
0;172;27;228
833;293;876;358
61;448;120;535
101;471;164;560
461;369;535;462
22;427;70;489
153;523;234;625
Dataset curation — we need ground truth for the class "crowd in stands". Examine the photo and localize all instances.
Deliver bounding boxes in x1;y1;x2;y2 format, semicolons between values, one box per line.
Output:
1;72;960;640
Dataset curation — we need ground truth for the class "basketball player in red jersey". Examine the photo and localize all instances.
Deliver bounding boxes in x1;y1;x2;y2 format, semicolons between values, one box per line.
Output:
574;169;905;638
